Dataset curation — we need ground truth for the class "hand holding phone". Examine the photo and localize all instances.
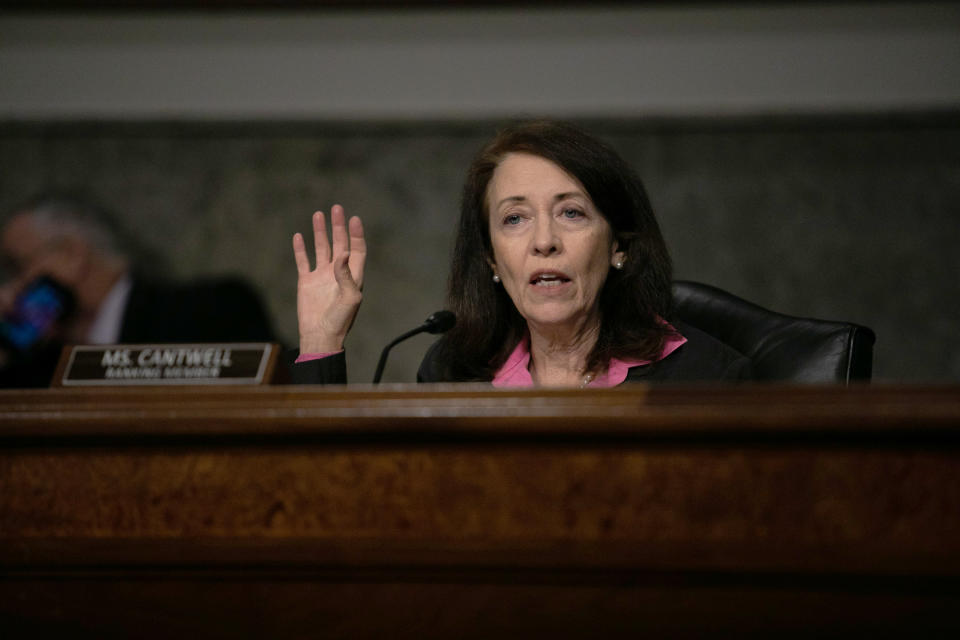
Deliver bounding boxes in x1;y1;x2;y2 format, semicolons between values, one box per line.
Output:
0;275;76;355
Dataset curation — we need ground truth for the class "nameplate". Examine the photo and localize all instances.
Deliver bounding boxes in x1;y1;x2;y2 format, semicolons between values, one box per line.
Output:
55;343;277;386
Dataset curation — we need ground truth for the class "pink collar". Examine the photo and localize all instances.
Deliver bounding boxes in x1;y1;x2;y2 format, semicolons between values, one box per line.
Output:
491;327;687;388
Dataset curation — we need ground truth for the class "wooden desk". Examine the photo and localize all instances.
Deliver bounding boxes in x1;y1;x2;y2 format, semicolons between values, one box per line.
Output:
2;385;959;637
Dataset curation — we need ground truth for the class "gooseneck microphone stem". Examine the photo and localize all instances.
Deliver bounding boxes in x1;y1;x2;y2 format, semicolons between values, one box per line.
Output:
372;327;426;384
372;310;456;384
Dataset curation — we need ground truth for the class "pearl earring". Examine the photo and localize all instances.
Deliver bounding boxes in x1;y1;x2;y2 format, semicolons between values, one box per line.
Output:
492;274;501;283
614;259;624;270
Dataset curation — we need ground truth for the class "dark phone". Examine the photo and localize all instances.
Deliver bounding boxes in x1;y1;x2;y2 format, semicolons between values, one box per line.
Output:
0;276;76;354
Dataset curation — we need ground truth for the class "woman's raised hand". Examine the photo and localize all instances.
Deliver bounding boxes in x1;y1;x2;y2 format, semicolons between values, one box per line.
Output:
292;205;366;354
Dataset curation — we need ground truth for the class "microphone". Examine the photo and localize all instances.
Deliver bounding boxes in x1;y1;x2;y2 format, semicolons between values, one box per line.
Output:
372;310;456;384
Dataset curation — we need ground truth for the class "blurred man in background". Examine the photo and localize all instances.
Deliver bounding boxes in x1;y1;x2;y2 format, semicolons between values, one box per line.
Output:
0;192;276;387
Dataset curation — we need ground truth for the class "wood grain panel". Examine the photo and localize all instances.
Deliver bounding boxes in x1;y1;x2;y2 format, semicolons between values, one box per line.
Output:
2;384;959;636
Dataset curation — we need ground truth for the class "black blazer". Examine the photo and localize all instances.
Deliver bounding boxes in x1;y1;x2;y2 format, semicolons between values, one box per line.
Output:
288;320;752;385
0;275;275;388
120;276;275;344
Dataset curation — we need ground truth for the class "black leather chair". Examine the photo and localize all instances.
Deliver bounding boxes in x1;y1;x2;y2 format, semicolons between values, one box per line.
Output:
672;281;876;383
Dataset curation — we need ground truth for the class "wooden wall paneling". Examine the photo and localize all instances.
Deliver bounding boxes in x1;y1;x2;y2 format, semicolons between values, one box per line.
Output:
2;384;959;636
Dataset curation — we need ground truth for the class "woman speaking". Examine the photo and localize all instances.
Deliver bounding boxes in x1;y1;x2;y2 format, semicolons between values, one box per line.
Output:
290;121;750;386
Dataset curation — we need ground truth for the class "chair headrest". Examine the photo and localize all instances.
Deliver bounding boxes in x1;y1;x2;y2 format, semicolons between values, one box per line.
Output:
673;281;876;383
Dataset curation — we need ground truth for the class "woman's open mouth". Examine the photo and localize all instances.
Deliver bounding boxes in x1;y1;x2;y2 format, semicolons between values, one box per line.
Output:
529;271;572;287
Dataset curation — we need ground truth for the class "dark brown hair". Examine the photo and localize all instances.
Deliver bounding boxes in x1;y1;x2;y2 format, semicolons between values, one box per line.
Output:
441;120;674;380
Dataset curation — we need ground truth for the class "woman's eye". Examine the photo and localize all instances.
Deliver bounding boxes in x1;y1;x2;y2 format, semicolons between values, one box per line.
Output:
504;214;523;225
561;208;584;219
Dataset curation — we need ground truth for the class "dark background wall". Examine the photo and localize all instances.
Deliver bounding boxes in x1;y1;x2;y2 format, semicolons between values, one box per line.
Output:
2;116;957;382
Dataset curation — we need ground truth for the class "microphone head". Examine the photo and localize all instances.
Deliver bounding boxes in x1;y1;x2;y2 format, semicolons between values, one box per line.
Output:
423;310;456;334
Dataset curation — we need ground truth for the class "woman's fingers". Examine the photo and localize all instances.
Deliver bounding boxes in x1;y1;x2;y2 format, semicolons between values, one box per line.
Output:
332;251;360;295
347;215;366;288
292;232;311;275
294;206;363;275
330;204;350;259
312;210;331;266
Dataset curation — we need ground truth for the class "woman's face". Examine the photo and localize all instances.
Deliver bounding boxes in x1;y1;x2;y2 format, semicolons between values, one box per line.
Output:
486;152;624;333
